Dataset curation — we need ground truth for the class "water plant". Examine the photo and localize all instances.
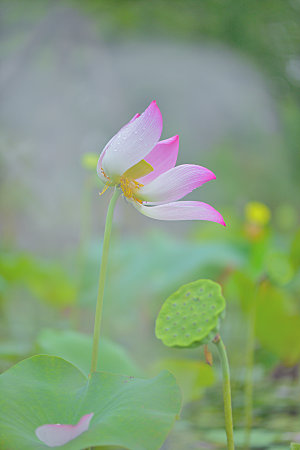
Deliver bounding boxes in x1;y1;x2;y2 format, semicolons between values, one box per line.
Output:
156;279;235;449
0;101;225;449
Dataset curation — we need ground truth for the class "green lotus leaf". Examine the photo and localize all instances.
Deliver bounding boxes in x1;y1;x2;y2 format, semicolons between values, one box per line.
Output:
36;328;143;377
156;279;225;348
0;355;181;449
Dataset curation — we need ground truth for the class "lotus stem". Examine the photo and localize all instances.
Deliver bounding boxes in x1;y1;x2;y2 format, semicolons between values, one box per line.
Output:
244;291;258;449
90;187;120;374
214;334;235;450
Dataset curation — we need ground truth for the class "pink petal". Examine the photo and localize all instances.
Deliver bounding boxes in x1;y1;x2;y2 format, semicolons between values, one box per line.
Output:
128;113;141;123
132;201;226;224
137;164;216;204
101;101;163;181
137;135;179;185
35;413;94;447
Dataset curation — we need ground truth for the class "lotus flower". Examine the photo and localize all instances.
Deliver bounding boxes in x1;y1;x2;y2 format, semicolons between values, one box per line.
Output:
97;101;225;225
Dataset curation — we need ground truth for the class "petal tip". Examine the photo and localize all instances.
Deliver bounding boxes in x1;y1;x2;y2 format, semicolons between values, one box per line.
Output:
206;168;216;181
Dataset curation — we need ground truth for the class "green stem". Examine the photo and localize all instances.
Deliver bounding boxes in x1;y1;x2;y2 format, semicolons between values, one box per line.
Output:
90;188;120;374
244;296;257;449
214;335;235;450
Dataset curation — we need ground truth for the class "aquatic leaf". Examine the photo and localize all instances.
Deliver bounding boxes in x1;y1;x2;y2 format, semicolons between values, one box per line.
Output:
0;355;181;449
36;329;143;377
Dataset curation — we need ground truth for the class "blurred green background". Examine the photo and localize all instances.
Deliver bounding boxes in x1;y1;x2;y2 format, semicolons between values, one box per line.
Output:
0;0;300;448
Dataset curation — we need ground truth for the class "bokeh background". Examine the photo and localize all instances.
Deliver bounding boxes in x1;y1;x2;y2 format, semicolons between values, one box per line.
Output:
1;1;300;448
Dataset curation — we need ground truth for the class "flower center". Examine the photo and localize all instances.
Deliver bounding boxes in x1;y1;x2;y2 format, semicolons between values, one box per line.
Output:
119;176;143;203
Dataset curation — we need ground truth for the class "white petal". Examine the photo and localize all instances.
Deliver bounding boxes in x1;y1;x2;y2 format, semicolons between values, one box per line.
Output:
101;101;162;180
132;201;226;224
137;165;216;204
97;148;109;183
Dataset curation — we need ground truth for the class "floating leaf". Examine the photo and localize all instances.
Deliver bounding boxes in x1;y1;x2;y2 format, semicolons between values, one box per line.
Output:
155;279;225;348
0;355;181;449
36;329;143;377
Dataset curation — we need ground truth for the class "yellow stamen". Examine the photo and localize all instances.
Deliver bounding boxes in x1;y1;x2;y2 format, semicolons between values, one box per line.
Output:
101;168;110;181
119;176;143;203
100;164;147;204
99;184;110;196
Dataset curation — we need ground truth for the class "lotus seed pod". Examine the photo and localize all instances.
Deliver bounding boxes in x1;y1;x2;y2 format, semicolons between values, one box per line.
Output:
155;279;226;348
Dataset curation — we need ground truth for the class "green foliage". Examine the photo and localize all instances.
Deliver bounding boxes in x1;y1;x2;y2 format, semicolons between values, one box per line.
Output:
0;341;31;360
291;444;300;450
265;251;294;286
153;358;215;403
156;279;225;348
290;228;300;270
0;355;181;449
37;328;143;377
227;270;257;314
0;250;76;307
203;428;279;447
228;270;300;365
81;233;244;308
255;282;300;365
